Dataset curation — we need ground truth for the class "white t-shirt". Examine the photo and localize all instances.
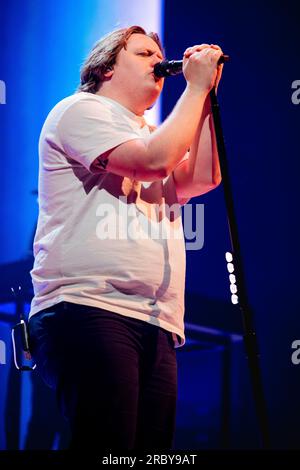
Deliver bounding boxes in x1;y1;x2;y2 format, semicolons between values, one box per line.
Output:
30;92;188;347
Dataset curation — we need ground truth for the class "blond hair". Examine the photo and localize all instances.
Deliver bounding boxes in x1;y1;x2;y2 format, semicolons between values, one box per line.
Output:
78;25;163;94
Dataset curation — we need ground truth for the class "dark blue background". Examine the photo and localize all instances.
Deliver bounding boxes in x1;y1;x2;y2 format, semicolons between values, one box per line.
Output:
163;0;300;448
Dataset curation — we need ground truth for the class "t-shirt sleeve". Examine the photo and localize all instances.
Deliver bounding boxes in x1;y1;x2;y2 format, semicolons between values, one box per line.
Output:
57;97;142;172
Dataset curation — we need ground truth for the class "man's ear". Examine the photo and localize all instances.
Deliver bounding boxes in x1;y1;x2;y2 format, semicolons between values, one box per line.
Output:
103;66;114;78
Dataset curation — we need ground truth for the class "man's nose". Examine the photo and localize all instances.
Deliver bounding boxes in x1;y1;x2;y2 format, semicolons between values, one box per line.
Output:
151;56;163;67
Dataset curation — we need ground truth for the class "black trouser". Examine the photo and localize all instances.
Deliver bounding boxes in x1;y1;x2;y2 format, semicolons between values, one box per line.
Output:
29;301;178;450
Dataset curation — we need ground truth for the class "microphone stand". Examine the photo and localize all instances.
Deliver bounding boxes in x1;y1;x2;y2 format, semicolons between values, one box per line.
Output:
209;87;270;448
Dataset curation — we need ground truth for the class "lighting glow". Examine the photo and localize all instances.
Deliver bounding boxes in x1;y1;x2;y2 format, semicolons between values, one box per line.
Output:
230;284;237;294
227;262;234;273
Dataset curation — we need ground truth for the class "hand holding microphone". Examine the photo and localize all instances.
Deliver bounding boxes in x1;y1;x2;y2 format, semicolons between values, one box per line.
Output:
154;44;228;92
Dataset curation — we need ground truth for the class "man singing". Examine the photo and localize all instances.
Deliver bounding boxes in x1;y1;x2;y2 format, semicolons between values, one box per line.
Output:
29;25;223;450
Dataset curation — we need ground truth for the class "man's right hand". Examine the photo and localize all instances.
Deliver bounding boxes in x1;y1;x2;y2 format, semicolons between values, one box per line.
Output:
182;44;223;93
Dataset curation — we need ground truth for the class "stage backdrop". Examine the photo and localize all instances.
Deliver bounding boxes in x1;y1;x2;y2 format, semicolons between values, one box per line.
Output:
162;0;300;448
0;0;300;450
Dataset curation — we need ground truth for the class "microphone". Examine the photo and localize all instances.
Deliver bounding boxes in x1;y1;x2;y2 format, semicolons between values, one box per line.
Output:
154;54;229;78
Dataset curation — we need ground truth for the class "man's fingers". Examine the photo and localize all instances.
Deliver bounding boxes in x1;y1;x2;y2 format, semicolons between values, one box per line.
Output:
184;44;210;58
184;44;223;61
191;47;223;64
207;48;223;64
210;44;222;51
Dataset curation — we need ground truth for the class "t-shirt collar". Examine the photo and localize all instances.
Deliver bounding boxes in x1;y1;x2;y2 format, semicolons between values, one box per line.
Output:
88;93;147;128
